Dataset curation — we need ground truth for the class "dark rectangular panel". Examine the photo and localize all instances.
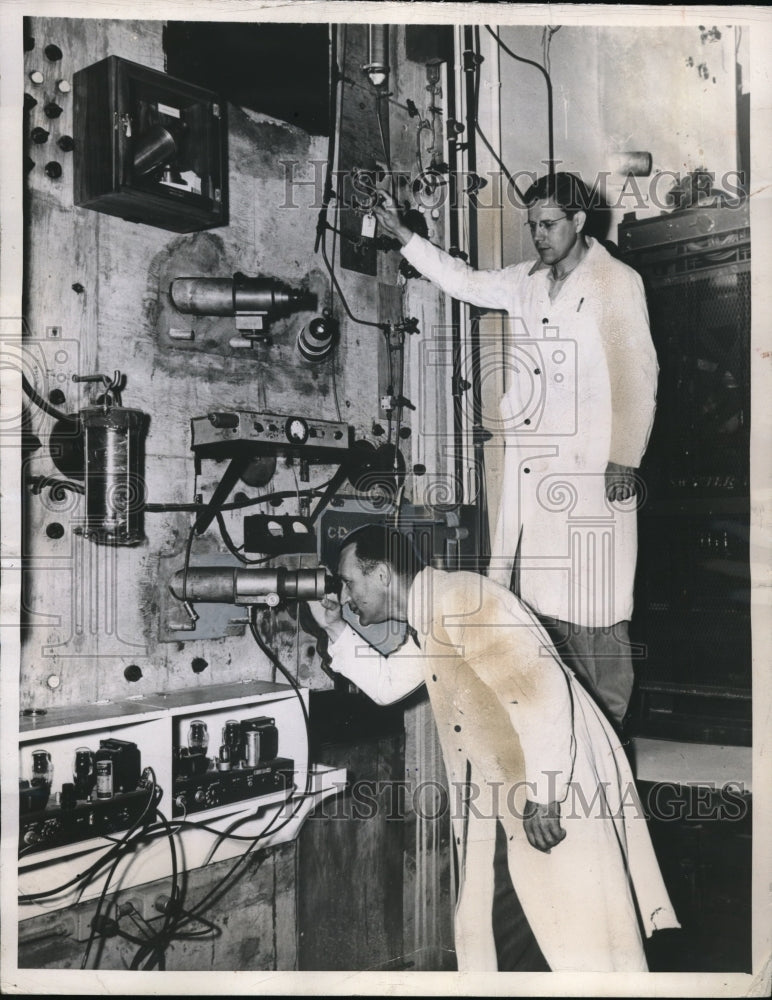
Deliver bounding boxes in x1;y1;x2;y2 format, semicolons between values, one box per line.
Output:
164;22;331;136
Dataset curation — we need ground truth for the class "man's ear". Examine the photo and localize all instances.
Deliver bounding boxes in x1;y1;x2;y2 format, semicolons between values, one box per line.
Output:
377;562;392;587
573;209;587;235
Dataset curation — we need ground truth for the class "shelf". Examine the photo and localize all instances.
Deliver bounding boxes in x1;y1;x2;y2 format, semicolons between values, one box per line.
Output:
630;737;752;791
17;681;345;919
19;679;295;740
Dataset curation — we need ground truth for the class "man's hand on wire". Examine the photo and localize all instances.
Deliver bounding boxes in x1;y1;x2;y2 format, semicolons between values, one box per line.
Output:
372;192;414;246
523;799;566;853
605;461;637;502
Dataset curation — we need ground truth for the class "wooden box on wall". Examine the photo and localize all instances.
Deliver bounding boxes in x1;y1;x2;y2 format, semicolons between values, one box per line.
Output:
73;55;227;233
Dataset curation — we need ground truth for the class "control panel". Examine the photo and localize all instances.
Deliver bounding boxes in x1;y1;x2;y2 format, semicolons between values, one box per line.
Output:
19;738;155;856
191;410;352;460
173;759;294;816
172;713;293;816
20;788;154;854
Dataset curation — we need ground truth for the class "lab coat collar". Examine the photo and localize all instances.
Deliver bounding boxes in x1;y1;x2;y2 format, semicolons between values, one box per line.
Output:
406;566;435;646
526;235;598;278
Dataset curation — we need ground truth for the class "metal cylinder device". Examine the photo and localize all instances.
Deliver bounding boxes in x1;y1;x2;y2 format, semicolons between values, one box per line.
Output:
364;25;389;88
170;276;306;318
133;123;178;176
79;403;147;545
297;311;337;363
170;566;329;606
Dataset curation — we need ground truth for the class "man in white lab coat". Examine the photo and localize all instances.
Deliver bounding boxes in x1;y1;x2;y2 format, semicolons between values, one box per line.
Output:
373;173;658;730
309;523;679;972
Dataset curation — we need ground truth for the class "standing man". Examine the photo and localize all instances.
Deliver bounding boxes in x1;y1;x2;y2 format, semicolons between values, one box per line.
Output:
309;523;679;972
373;173;658;730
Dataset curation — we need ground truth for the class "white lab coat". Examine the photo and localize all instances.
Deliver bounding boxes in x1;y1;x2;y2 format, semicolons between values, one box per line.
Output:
402;235;658;626
327;568;680;971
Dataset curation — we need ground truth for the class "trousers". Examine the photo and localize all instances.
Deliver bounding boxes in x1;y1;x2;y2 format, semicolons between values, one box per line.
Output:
536;616;635;729
492;820;550;971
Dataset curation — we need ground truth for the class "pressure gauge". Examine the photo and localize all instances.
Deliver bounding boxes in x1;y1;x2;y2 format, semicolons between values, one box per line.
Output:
285;416;309;445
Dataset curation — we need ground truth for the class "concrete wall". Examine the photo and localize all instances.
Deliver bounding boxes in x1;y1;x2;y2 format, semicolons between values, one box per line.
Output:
478;22;740;543
18;15;451;973
496;23;739;266
21;17;386;708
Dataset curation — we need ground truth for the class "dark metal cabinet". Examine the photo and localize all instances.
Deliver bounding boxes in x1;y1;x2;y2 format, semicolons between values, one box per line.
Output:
73;55;227;233
621;203;751;743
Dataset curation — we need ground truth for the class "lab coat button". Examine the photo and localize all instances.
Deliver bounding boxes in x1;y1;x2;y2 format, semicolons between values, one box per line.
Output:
542;317;548;324
524;468;530;474
454;724;461;732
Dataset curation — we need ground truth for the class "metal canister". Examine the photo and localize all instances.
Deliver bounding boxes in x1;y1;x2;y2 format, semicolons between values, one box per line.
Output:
244;729;261;768
95;758;113;799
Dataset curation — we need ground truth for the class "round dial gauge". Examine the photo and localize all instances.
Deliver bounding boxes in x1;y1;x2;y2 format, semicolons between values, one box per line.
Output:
285;417;309;445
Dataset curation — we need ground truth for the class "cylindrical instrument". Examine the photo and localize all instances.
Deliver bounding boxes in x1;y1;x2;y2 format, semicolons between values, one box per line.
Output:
78;403;147;545
73;747;96;799
170;566;329;605
170;276;305;318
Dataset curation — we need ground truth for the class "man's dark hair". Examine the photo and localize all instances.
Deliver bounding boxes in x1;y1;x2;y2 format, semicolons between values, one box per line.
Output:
337;523;425;581
523;171;596;217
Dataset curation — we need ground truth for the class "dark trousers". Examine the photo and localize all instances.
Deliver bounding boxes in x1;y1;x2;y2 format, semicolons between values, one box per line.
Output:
492;820;550;971
536;616;635;730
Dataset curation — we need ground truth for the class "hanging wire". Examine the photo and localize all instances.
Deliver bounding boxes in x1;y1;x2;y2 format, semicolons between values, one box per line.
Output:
315;27;387;333
180;521;198;617
167;611;315;923
485;24;555;180
214;510;274;565
471;26;527;205
19;778;158;904
21;375;71;422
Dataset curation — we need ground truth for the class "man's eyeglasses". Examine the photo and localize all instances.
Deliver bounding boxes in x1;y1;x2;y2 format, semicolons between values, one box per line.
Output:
525;215;568;236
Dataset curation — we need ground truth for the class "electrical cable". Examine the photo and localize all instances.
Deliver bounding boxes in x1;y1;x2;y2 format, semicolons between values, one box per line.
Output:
145;478;339;515
180;522;197;619
542;25;560;78
320;222;386;332
80;839;130;969
126;805;180;971
163;611;316;934
214;510;274;566
21;374;71;423
326;49;347;427
28;475;84;496
330;358;344;422
78;771;159;968
19;777;158;903
484;23;554;180
308;463;349;526
315;28;387;333
314;23;340;256
119;794;325;849
471;26;526;204
247;609;313;817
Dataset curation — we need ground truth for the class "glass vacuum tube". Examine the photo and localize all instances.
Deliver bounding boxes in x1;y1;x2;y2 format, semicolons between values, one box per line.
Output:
73;747;96;799
188;719;209;755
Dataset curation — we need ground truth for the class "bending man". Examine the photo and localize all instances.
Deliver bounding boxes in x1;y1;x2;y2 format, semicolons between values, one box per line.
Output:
310;523;678;972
